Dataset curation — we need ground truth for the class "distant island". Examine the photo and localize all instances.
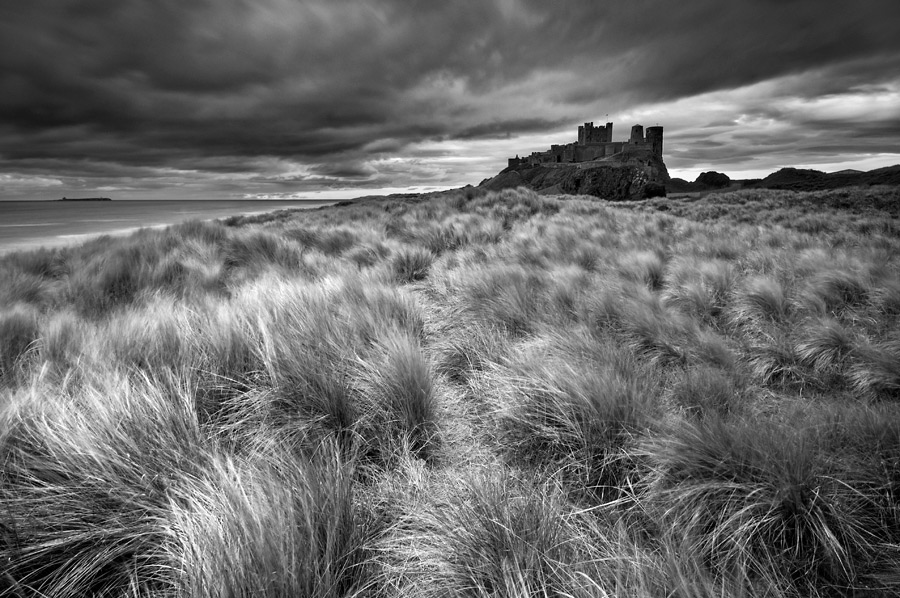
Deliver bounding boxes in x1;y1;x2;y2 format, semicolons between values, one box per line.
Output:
57;197;112;201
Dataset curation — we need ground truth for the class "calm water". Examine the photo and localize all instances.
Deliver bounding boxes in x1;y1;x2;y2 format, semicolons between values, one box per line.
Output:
0;199;334;255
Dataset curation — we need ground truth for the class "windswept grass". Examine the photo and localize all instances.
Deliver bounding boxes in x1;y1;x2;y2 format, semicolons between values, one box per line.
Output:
168;443;381;598
642;417;857;592
1;375;205;597
0;304;39;385
661;257;734;328
640;410;900;594
391;246;434;283
491;334;658;498
356;331;438;464
2;185;899;596
383;473;608;598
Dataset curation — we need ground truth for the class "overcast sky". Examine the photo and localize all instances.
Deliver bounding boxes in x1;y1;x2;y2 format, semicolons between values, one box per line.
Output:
1;0;899;200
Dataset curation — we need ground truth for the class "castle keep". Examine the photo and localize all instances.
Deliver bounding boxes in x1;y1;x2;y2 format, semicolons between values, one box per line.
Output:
508;121;663;168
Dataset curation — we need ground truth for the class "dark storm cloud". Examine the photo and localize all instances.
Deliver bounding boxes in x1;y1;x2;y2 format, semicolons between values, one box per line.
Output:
1;0;898;197
455;118;574;140
310;162;378;179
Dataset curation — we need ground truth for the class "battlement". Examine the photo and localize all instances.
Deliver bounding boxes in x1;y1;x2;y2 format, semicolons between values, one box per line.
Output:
507;119;663;168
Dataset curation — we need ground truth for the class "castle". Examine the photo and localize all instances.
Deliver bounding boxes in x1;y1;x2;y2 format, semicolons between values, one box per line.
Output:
508;121;663;168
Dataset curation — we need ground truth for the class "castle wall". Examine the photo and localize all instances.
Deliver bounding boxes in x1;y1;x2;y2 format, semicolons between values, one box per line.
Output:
573;146;588;162
510;120;662;167
586;144;608;161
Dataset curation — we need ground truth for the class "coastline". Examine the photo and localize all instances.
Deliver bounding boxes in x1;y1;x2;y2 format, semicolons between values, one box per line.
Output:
0;199;336;256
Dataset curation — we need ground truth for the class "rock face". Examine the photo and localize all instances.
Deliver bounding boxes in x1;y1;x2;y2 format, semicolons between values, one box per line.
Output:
480;148;670;200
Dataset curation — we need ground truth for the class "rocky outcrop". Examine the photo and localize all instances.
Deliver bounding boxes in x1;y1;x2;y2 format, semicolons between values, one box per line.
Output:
666;171;734;193
695;171;731;188
480;148;670;200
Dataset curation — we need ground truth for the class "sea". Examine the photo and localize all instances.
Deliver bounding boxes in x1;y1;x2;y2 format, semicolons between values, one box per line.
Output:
0;199;335;255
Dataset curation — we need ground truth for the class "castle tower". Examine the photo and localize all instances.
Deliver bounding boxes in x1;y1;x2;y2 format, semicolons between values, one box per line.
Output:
605;122;613;143
629;124;644;143
578;122;594;145
646;126;663;157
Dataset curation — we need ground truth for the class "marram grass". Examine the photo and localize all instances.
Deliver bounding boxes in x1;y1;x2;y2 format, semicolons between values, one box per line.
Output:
2;185;900;596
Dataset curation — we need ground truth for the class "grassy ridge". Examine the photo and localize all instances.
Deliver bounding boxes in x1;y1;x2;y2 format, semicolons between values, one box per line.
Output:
1;186;899;596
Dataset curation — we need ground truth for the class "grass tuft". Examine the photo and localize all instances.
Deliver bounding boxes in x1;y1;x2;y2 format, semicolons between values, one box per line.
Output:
224;230;301;272
393;474;601;597
356;331;438;464
848;339;900;399
669;365;745;419
662;257;735;327
619;250;666;290
794;317;856;384
805;268;869;316
466;266;547;336
642;416;874;593
494;337;656;497
747;331;805;387
0;376;204;596
735;276;790;325
391;246;434;283
0;304;40;385
39;310;84;371
68;245;145;316
169;443;382;598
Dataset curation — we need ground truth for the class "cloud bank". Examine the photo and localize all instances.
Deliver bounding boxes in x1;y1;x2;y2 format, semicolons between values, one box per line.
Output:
1;0;898;198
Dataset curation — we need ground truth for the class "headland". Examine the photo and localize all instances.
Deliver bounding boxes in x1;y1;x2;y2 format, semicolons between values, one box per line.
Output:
483;118;669;200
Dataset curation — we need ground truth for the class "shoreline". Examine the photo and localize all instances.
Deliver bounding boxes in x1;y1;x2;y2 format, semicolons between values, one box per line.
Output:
0;199;337;256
